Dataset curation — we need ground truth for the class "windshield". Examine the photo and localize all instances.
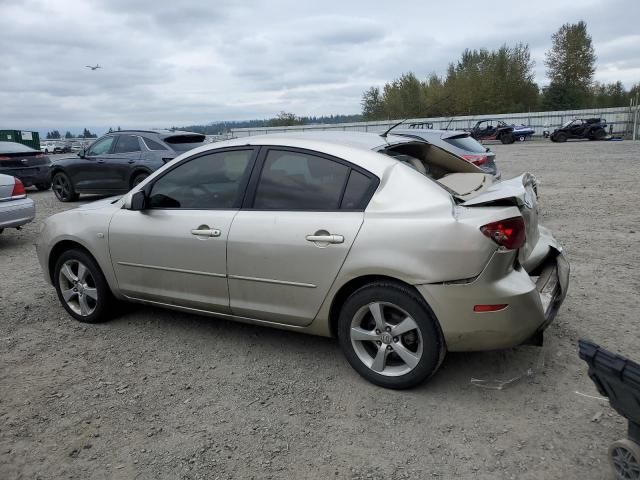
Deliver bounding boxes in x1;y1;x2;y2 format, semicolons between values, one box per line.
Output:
0;141;36;153
562;120;574;127
163;134;206;152
443;134;487;153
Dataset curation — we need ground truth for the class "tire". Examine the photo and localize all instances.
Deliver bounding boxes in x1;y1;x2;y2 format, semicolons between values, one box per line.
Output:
500;133;515;144
608;438;640;480
53;249;114;323
337;281;445;389
51;172;79;202
130;172;149;188
592;128;606;140
555;132;568;143
35;182;51;191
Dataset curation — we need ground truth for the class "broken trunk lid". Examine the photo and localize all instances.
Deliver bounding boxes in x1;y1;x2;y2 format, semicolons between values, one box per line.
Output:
456;173;540;264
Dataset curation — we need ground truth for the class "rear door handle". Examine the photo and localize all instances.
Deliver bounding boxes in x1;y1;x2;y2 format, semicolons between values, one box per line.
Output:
191;228;221;237
305;234;344;244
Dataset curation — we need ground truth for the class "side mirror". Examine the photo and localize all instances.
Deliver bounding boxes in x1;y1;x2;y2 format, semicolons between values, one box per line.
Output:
130;190;147;211
78;149;86;158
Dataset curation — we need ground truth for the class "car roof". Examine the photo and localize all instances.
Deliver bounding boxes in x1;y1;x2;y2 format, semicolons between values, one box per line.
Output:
393;128;469;140
178;131;421;177
112;129;203;139
225;131;416;151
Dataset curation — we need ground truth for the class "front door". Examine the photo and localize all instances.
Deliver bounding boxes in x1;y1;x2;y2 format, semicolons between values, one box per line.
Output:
71;136;116;191
108;147;257;312
227;147;376;326
109;134;143;190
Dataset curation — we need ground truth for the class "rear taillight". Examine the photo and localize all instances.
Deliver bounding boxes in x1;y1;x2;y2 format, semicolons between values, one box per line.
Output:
35;153;45;158
12;178;26;198
480;217;525;250
462;154;488;166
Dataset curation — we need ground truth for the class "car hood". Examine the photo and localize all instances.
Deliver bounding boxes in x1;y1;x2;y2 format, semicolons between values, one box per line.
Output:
74;196;123;211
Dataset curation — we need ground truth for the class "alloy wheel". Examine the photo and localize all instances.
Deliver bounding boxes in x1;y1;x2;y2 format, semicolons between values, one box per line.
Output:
350;302;423;377
58;259;98;316
611;442;640;480
52;174;71;201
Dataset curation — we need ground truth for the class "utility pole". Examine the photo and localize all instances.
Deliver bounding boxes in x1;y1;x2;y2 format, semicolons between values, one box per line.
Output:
634;92;639;141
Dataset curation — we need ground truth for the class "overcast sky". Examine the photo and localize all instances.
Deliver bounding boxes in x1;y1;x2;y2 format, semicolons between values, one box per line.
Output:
1;0;638;133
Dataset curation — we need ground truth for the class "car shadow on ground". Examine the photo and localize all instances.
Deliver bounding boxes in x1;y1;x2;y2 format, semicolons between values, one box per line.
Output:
106;302;549;396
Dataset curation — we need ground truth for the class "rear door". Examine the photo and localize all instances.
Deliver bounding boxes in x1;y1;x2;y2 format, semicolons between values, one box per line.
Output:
227;147;377;326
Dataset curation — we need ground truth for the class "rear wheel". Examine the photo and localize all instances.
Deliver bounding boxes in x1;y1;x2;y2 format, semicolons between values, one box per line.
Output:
500;133;515;144
338;282;445;389
53;249;114;323
592;128;606;140
52;172;79;202
131;172;149;188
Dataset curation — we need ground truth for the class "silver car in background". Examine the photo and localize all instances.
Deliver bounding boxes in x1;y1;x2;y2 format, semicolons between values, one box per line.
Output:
0;174;35;234
36;132;568;389
393;124;500;177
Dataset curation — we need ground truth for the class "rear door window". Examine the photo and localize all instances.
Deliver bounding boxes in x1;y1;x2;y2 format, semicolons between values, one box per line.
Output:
251;149;377;211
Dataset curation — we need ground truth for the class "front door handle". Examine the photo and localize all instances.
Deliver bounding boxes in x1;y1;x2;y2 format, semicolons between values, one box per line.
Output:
191;226;221;237
305;234;344;244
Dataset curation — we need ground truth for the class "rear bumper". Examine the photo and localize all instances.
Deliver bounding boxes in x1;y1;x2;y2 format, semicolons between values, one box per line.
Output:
0;167;50;187
0;197;36;229
416;241;569;352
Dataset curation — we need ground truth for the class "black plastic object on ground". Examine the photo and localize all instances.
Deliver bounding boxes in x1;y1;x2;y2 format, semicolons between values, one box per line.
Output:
578;339;640;479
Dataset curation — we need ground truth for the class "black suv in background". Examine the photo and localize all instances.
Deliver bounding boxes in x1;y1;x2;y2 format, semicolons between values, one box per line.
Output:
550;118;607;142
50;130;206;202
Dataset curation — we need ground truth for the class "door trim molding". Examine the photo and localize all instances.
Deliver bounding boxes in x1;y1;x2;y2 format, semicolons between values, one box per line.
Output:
228;274;316;288
117;261;227;278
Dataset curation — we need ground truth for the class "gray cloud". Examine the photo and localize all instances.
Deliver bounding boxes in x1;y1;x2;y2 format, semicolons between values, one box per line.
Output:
0;0;637;134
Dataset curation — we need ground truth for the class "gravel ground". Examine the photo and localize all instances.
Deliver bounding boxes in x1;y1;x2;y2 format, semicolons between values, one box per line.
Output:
1;141;639;479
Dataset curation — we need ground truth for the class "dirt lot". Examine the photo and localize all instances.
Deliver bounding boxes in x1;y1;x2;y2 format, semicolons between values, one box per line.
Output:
1;141;639;479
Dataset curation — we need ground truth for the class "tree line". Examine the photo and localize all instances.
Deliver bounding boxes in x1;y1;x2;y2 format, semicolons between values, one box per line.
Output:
46;128;98;139
361;21;639;120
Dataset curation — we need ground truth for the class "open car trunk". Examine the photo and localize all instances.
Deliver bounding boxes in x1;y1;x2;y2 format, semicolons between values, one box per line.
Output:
381;141;541;267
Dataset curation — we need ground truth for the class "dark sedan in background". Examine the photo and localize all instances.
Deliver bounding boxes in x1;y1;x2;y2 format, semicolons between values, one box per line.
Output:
50;130;206;202
0;141;52;190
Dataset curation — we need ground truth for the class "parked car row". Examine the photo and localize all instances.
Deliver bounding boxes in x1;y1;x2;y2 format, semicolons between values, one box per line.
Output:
36;130;569;389
0;173;35;235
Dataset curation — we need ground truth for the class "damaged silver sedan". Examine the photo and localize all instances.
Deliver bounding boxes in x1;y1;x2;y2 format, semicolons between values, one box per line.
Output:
36;132;569;389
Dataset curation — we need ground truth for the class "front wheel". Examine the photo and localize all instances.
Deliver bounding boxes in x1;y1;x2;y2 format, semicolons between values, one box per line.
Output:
338;282;445;389
609;438;640;480
53;249;114;323
52;172;79;202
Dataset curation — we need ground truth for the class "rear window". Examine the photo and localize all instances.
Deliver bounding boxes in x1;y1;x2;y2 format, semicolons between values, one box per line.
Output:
444;135;486;153
0;141;35;154
163;134;206;152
